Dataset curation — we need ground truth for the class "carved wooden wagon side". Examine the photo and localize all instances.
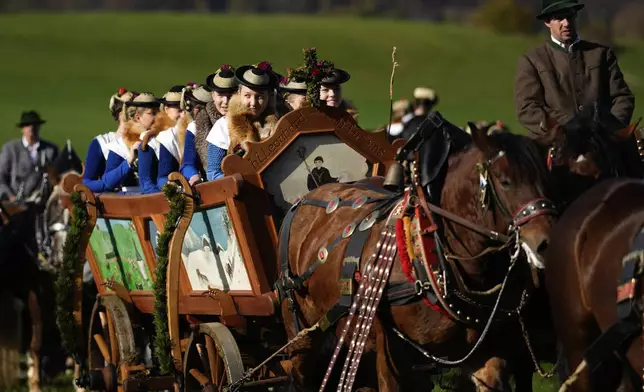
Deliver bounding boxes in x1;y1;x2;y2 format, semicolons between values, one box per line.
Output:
59;106;397;391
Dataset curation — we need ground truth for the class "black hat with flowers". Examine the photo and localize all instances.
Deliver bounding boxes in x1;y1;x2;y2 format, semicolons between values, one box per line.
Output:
235;61;279;91
206;65;239;93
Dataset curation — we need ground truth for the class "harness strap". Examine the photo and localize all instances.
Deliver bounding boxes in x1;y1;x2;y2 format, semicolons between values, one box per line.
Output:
581;227;644;375
275;189;402;334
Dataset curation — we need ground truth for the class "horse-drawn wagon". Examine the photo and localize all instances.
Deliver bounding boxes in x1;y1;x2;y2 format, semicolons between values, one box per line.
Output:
59;106;397;391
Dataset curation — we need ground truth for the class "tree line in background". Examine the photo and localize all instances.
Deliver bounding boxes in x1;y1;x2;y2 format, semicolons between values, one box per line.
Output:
1;0;643;39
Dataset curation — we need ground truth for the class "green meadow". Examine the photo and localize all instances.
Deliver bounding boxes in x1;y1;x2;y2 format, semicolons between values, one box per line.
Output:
0;13;642;157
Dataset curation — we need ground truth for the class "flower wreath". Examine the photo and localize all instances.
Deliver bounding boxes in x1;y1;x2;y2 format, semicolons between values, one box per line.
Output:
286;48;335;108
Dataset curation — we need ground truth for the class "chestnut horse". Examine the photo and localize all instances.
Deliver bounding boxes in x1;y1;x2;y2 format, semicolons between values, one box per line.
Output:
278;120;554;391
540;106;642;209
544;178;644;392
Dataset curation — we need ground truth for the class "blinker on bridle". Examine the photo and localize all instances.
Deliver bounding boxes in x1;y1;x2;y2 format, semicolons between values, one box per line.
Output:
477;150;557;232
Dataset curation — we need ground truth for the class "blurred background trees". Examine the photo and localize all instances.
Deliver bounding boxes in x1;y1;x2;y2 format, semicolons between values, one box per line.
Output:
0;0;642;40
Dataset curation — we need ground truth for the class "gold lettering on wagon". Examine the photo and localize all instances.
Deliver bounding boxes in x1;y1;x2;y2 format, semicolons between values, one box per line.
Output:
250;112;307;169
332;117;385;159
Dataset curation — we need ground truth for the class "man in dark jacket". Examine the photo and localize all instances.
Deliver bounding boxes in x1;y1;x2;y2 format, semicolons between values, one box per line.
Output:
515;0;634;136
0;111;58;201
514;0;640;176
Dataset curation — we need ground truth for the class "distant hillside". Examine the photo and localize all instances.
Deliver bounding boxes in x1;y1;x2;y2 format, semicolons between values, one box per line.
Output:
0;13;641;156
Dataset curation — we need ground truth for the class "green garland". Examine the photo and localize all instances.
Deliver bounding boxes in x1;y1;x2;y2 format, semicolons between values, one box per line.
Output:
287;48;335;108
153;182;186;375
55;191;88;362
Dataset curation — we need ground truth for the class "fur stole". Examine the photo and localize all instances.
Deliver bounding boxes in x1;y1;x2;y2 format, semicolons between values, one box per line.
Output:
339;99;359;122
141;111;177;151
227;95;279;154
122;121;146;149
195;102;222;168
175;115;189;163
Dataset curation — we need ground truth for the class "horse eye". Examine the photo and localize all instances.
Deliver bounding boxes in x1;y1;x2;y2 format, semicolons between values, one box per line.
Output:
499;178;512;188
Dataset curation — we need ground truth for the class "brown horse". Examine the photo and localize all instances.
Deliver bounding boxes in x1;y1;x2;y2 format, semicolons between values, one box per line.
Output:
540;106;641;209
278;119;555;391
544;178;644;392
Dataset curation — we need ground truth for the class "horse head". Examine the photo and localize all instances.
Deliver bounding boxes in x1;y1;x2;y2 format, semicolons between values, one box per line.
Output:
541;106;639;205
439;120;555;270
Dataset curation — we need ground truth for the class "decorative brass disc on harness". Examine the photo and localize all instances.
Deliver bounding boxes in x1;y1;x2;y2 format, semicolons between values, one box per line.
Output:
359;210;380;231
317;247;329;263
326;196;340;214
352;195;368;209
342;222;357;238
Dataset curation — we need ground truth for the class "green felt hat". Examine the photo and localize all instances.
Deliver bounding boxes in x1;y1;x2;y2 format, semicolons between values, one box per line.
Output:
537;0;584;20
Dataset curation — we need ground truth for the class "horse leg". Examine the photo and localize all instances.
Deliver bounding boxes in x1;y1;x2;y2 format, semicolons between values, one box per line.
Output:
469;357;511;392
27;289;41;392
374;319;398;392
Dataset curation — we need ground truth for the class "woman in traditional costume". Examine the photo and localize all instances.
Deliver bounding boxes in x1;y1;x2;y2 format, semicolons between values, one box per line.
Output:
206;62;279;181
82;88;135;192
179;84;213;185
320;67;359;121
277;75;307;115
192;65;238;180
138;86;184;194
102;93;160;193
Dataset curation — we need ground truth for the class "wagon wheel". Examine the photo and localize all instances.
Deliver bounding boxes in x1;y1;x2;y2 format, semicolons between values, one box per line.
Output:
87;295;137;392
183;322;244;392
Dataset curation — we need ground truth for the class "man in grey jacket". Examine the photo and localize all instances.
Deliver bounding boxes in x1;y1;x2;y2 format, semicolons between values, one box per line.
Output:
0;111;58;201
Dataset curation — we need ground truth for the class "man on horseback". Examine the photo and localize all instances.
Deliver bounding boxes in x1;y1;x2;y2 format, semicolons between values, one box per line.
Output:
0;111;58;201
514;0;641;177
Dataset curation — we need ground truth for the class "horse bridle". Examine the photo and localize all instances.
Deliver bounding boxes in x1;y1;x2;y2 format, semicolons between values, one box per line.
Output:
477;151;557;233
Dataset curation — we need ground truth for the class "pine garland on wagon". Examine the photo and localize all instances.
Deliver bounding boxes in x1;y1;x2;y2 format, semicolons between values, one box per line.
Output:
55;191;88;362
153;182;186;375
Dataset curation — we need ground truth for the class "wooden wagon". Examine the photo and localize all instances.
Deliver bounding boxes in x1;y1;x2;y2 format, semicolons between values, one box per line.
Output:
60;106;398;391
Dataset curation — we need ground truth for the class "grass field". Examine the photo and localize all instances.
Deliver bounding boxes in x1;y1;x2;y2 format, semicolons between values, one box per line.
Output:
0;13;642;157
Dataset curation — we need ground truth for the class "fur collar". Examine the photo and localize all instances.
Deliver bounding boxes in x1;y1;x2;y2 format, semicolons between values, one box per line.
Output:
227;95;279;154
339;99;359;122
122;121;146;149
141;111;177;151
194;102;223;167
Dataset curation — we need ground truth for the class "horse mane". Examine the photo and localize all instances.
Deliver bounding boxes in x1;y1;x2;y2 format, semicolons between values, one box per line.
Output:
562;109;620;176
488;131;549;185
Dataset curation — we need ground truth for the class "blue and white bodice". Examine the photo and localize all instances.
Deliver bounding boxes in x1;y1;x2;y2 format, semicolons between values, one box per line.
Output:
138;131;162;194
103;136;141;194
205;116;229;181
155;126;183;191
82;131;118;193
180;121;202;181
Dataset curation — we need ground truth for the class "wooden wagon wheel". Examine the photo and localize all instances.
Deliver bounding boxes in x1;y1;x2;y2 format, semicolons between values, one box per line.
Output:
87;295;137;392
183;322;244;392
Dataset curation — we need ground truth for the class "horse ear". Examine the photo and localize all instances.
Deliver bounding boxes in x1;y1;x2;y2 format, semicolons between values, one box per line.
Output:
468;121;494;153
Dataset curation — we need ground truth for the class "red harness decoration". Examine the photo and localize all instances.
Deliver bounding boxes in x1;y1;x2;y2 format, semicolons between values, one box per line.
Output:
394;205;447;316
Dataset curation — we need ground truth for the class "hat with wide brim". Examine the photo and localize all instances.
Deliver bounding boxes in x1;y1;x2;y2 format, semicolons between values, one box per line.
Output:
537;0;584;20
321;68;351;86
206;66;239;93
159;90;183;107
181;85;213;110
279;77;307;94
127;93;161;108
17;111;46;127
235;65;278;91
